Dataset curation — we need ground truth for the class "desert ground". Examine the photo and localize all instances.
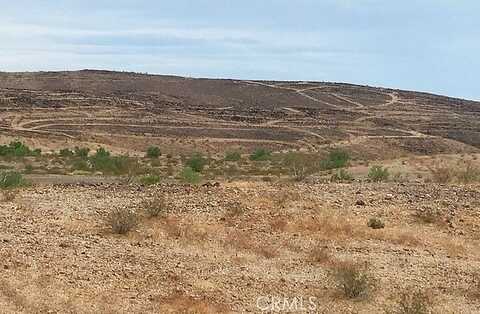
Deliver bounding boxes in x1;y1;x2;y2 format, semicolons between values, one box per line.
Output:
0;70;479;313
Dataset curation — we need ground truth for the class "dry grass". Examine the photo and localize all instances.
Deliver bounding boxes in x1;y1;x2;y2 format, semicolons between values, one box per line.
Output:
1;190;17;202
273;189;301;209
288;212;361;241
105;207;138;234
309;246;334;265
387;288;433;314
158;216;210;243
333;261;373;299
441;239;466;257
414;207;444;224
430;162;480;184
222;229;279;259
142;195;167;218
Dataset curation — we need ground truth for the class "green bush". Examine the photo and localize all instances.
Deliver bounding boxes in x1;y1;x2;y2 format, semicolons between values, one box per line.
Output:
74;147;90;159
180;166;201;184
0;141;40;157
186;153;207;172
320;149;350;170
71;159;91;172
146;146;161;158
59;148;74;157
224;151;241;162
138;174;161;186
331;169;354;182
368;166;390;182
89;148;140;176
0;171;28;189
250;148;271;161
24;164;34;174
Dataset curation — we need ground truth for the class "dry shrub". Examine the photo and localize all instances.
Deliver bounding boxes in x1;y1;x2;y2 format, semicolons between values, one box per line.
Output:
290;213;359;241
106;208;138;234
387;232;421;247
224;200;246;218
1;190;17;202
254;245;279;259
160;216;211;243
429;166;454;184
274;189;301;209
414;207;443;224
367;217;385;229
430;163;480;184
333;261;372;299
388;288;433;314
309;246;333;265
456;163;480;184
142;195;167;217
223;229;279;259
442;239;466;257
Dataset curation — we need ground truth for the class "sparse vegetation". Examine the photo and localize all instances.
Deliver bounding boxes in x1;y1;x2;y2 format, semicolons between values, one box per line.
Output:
368;165;390;182
430;163;480;184
106;208;138;234
1;189;18;202
387;288;432;314
320;149;350;170
146;146;161;158
138;174;161;186
250;148;271;161
455;163;480;184
224;151;241;162
24;164;34;174
186;153;207;172
334;262;372;299
142;195;167;217
331;169;354;182
0;141;41;157
74;147;90;159
59;148;74;157
180;166;201;184
283;152;319;181
71;159;90;172
414;207;442;224
367;217;385;229
0;171;28;189
88;148;144;176
309;246;332;265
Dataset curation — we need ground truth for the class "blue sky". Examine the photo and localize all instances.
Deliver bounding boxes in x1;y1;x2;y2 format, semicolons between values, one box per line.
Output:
1;0;479;100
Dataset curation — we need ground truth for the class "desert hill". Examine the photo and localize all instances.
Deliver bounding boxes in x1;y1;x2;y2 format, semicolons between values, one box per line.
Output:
0;70;478;157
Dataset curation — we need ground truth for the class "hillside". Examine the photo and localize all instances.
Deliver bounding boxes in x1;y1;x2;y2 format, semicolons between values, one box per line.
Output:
0;70;478;157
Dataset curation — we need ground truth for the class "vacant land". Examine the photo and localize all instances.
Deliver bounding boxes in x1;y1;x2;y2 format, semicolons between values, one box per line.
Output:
0;71;479;313
0;70;478;156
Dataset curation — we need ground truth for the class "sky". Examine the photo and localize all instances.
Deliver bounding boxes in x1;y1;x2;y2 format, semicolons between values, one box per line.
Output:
1;0;479;100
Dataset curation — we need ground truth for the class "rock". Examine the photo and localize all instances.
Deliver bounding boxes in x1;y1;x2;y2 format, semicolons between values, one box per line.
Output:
356;199;366;206
385;193;394;200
